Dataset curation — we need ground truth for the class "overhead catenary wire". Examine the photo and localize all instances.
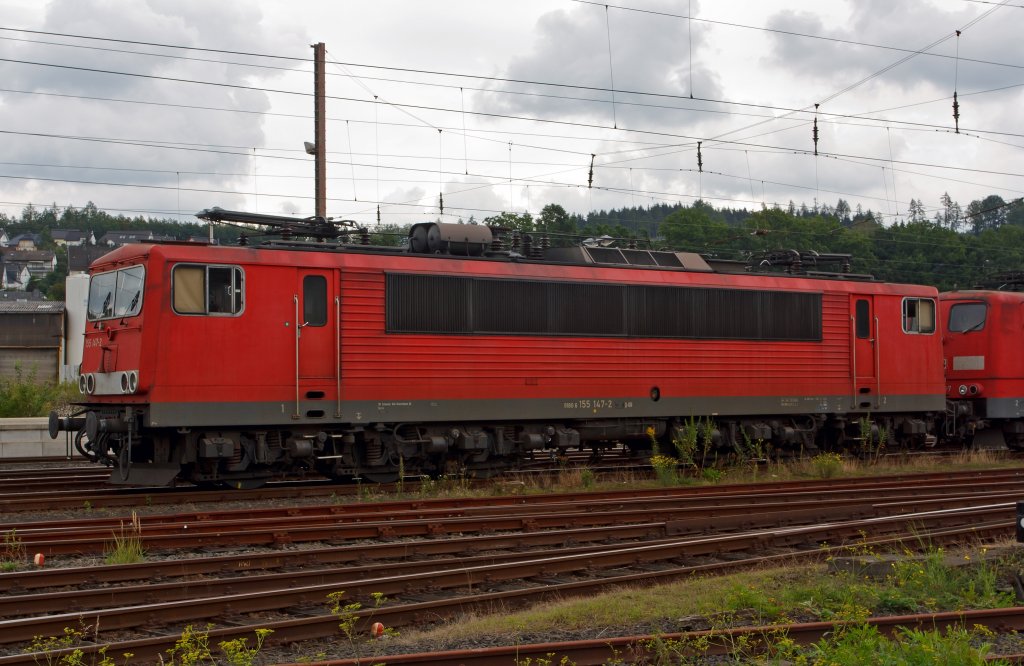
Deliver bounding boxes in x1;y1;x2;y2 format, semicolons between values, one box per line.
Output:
698;0;1009;153
4;53;1024;146
6;125;1024;192
2;156;1007;260
0;6;1020;239
4;15;1019;175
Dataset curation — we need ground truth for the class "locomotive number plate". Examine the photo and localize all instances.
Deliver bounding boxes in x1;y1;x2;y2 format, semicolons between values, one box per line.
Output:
563;399;633;410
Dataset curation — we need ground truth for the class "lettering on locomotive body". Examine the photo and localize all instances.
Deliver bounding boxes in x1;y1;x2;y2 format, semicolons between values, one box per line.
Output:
781;396;833;412
562;399;633;410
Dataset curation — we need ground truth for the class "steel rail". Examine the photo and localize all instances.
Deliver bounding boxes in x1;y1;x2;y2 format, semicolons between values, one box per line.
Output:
0;519;1009;665
7;472;1024;534
0;523;661;592
0;506;1011;642
2;466;1022;513
276;606;1024;665
9;483;1024;557
3;500;880;556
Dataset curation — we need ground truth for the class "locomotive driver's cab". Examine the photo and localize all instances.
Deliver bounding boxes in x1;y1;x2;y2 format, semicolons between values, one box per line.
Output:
49;261;150;477
80;264;146;396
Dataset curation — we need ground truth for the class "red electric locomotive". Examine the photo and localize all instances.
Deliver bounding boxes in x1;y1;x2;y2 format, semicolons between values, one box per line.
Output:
50;209;946;486
940;274;1024;450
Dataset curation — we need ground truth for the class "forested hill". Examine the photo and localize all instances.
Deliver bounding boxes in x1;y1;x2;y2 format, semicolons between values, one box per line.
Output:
475;194;1024;292
3;194;1023;294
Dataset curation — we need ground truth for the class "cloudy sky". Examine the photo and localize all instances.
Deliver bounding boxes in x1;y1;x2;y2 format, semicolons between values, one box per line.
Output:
1;0;1022;229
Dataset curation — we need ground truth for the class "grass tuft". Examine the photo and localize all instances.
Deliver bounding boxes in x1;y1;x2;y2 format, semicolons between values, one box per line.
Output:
104;511;145;565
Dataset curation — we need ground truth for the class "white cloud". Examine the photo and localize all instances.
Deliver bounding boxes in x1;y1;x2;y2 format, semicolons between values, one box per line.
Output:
1;0;1021;228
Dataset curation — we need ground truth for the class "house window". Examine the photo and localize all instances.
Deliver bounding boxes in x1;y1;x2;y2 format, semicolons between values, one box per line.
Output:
172;264;244;316
902;297;936;334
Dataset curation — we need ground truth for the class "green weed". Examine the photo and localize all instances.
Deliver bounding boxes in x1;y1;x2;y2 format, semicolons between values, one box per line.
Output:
810;452;844;478
327;590;397;663
1;529;25;569
807;624;1006;665
23;622;128;666
0;365;78;418
103;512;145;565
161;623;272;665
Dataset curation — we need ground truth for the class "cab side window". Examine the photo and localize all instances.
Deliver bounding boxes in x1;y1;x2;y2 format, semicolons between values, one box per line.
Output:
855;299;870;338
903;297;936;334
303;275;327;326
173;264;244;315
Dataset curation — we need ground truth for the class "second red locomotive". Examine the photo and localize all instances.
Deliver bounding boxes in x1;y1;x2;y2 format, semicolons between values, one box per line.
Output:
941;275;1024;450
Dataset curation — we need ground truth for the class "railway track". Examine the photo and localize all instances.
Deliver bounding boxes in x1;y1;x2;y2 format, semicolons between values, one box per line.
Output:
0;448;1014;508
0;468;1021;663
0;455;646;510
2;463;1023;515
275;607;1024;665
0;467;112;493
5;469;1024;554
0;518;1009;663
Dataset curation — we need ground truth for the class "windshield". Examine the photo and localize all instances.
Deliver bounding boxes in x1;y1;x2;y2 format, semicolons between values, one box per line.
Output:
114;266;144;317
948;302;986;332
88;265;145;320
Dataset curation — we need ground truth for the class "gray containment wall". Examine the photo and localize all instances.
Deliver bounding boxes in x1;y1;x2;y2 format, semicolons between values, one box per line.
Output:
0;418;76;458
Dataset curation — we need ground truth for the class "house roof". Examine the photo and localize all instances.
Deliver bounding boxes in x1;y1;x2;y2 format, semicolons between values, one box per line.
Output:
51;229;89;242
7;232;41;245
0;289;47;301
99;230;154;244
1;249;55;263
0;300;64;313
68;244;112;272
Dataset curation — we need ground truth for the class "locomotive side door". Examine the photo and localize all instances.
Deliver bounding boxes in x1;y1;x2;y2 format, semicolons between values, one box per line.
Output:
851;296;879;408
293;269;337;418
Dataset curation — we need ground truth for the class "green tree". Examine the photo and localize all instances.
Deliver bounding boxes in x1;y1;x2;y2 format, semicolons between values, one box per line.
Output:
834;199;851;224
938;192;963;231
483;211;534;232
907;198;927;223
1005;199;1024;227
966;195;1007;234
658;201;730;250
538;204;577;246
368;223;408;247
